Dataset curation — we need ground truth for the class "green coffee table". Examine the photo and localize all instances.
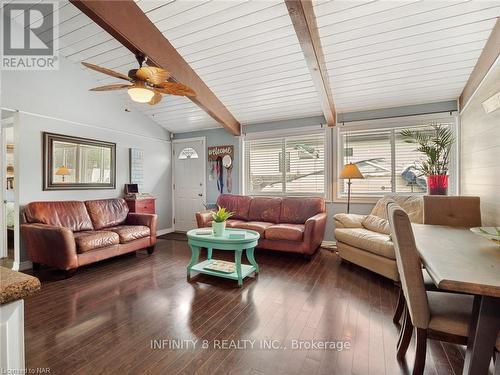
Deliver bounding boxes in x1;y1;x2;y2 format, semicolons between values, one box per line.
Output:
186;228;260;287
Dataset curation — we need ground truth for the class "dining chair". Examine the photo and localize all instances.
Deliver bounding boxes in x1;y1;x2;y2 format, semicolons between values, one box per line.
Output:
387;202;475;375
392;270;437;324
393;195;481;325
423;195;481;227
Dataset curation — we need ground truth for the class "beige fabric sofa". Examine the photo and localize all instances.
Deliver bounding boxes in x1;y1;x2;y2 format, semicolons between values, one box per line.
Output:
334;195;423;282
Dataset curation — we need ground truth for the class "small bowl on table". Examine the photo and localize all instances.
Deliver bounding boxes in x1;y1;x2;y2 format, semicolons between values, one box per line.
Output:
470;227;500;244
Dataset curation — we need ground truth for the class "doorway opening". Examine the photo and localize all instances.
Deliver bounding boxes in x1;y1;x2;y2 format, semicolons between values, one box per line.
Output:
1;110;17;269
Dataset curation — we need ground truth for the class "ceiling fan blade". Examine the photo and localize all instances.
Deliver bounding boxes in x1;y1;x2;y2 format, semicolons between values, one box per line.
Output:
148;91;162;105
136;66;171;85
82;62;131;81
89;84;133;91
156;82;196;97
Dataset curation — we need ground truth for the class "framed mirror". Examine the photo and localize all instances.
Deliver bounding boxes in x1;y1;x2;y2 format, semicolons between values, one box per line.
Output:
43;132;116;190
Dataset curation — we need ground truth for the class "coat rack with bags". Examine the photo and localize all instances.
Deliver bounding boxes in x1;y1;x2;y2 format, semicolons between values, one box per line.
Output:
208;145;234;194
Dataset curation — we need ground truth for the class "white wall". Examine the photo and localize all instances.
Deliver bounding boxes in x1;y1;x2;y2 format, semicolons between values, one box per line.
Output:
461;59;500;225
1;56;172;261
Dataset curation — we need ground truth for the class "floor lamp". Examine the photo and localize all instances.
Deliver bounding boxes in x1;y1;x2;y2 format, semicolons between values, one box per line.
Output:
340;163;364;214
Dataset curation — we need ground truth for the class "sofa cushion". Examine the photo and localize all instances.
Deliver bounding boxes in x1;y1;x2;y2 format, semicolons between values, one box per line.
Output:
248;197;282;223
85;199;129;230
216;194;252;220
73;231;119;253
265;223;305;242
334;213;365;228
362;215;390;235
371;194;423;223
225;219;247;228
24;201;93;232
335;228;395;259
235;221;273;236
107;225;150;243
280;197;325;224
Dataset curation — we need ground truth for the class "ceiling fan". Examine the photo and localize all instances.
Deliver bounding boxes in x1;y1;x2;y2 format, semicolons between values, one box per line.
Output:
82;54;195;105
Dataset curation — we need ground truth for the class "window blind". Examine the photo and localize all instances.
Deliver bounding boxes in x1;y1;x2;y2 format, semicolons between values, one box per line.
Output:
244;133;325;196
339;122;455;197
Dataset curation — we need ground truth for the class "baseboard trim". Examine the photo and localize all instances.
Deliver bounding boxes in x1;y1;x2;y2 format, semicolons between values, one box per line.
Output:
18;261;33;271
156;228;174;236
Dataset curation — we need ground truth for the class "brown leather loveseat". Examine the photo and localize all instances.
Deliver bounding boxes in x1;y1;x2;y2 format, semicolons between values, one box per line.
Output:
21;198;157;275
196;194;326;256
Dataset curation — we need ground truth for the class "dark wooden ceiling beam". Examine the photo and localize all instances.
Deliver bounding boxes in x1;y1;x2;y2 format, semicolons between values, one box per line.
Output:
70;0;241;135
285;0;336;126
459;18;500;112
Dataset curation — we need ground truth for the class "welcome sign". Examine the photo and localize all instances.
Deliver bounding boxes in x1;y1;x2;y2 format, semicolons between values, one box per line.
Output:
207;145;233;161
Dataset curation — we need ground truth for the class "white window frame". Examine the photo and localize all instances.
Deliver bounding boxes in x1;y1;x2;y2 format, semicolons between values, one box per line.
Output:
242;126;331;199
333;113;459;203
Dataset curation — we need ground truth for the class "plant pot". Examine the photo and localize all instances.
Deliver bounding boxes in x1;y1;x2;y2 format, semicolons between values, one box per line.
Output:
212;221;226;237
428;175;448;195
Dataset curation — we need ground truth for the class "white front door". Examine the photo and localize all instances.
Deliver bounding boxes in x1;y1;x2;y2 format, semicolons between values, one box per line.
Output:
173;139;206;232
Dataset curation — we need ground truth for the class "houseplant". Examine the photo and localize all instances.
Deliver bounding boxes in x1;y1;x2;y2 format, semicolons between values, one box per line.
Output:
401;123;455;195
211;206;233;236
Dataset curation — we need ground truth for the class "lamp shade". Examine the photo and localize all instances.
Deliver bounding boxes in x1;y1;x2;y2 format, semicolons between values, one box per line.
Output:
55;166;70;176
128;87;155;103
340;163;364;179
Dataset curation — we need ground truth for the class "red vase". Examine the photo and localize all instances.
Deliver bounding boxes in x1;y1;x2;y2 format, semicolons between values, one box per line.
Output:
428;175;448;195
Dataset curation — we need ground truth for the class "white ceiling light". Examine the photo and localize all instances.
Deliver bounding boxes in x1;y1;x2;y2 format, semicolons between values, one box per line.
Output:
128;86;154;103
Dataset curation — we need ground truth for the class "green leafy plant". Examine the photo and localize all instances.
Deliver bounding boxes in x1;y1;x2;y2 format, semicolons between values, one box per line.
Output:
211;206;233;223
400;122;455;176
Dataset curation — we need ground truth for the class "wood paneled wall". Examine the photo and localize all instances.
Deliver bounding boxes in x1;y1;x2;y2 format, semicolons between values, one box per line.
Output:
460;59;500;226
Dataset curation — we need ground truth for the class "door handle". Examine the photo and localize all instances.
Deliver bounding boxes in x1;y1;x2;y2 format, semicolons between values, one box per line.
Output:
198;193;203;197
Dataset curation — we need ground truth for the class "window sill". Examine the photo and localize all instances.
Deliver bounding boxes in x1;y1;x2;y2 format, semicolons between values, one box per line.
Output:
247;193;326;199
333;197;380;205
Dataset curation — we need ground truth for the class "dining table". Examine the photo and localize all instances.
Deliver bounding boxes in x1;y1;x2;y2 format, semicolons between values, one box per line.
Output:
412;224;500;375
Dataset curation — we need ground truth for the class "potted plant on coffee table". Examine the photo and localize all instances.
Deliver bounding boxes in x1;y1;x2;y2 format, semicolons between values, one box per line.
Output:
211;206;233;236
401;122;455;195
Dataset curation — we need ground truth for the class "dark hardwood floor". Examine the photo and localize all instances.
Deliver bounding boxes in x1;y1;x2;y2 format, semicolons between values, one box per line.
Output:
23;238;478;375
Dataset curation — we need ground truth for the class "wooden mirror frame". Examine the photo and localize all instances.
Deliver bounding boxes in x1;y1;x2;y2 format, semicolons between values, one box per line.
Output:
43;132;116;190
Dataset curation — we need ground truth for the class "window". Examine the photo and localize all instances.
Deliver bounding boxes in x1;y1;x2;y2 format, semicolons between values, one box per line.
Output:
244;132;325;196
338;121;455;198
178;147;199;159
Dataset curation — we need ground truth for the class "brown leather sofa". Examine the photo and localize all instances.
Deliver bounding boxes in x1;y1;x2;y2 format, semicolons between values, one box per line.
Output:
196;194;326;256
21;198;157;275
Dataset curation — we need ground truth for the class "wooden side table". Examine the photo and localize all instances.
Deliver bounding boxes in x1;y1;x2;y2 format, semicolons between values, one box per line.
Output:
125;198;156;214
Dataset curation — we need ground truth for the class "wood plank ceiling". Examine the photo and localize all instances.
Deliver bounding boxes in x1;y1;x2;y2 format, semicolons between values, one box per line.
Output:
56;0;323;133
313;0;500;112
54;0;499;133
136;0;325;130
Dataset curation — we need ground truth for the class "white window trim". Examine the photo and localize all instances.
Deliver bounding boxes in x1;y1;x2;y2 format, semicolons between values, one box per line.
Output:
333;113;459;204
242;125;331;199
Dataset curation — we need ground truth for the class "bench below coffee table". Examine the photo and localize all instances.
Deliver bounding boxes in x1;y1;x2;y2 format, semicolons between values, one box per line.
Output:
186;228;260;287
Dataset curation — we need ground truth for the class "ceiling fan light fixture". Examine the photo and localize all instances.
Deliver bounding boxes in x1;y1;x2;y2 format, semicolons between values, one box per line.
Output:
127;86;154;103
